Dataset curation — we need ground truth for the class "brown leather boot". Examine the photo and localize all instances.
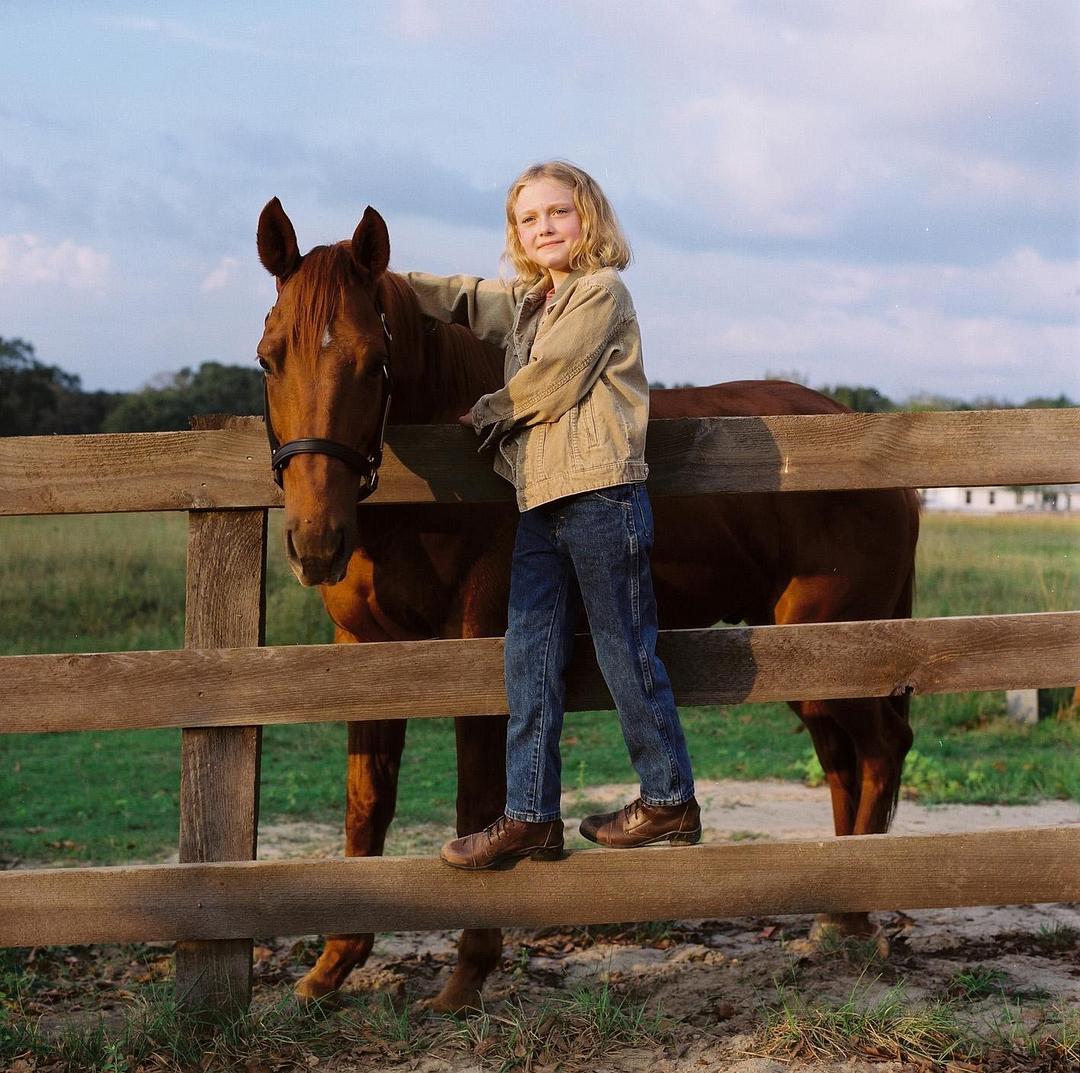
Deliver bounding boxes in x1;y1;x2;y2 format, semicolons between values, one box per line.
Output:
578;797;701;848
440;815;565;870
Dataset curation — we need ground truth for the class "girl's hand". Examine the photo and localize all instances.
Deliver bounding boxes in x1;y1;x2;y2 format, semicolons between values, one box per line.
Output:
458;412;473;426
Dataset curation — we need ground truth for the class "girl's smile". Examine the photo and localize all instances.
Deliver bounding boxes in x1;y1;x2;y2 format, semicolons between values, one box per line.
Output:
513;178;582;286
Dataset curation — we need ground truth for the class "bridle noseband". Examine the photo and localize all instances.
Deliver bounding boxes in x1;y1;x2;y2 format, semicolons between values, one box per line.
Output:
264;306;394;504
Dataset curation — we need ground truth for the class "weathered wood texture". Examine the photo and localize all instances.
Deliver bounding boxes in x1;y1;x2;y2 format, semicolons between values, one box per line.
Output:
3;612;1076;735
174;455;267;1017
2;408;1078;516
2;827;1077;949
0;418;281;516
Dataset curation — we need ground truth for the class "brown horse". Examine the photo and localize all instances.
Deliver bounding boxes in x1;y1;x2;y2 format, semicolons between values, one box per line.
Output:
256;198;919;1012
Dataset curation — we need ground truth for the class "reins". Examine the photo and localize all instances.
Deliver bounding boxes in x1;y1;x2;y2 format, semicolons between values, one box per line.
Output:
264;305;395;504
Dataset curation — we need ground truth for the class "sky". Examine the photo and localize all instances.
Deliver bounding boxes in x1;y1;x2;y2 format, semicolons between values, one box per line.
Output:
1;0;1077;402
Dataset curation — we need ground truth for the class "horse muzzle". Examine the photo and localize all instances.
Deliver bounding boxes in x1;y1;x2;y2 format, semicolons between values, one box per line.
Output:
284;515;353;587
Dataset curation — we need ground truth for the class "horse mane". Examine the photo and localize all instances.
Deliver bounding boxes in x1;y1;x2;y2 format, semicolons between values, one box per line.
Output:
286;244;352;362
286;244;506;424
377;271;506;423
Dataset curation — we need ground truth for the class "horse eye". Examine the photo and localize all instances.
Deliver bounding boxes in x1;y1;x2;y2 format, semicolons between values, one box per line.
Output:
257;356;271;374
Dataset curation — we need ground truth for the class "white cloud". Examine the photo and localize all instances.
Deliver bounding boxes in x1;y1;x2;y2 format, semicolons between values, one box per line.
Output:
659;91;855;238
0;234;109;291
200;255;241;293
630;239;1079;400
578;1;1076;253
94;14;259;54
386;0;499;42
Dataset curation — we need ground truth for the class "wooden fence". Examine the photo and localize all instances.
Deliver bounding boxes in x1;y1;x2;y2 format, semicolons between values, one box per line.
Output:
2;408;1079;1016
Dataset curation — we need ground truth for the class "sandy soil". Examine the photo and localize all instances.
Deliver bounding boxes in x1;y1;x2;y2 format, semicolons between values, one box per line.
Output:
13;781;1078;1072
249;780;1079;1071
255;777;1080;859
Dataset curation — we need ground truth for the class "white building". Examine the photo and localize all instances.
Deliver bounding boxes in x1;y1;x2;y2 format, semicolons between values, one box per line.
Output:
920;484;1078;514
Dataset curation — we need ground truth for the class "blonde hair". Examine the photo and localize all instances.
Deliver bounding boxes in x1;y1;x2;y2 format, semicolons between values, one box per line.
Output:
503;160;632;285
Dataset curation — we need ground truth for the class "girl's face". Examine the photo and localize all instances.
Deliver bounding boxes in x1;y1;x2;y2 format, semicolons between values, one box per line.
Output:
513;178;582;283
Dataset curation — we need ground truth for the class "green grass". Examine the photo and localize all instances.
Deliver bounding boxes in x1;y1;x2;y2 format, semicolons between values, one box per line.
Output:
756;974;1080;1067
0;512;333;656
1;511;1077;864
915;511;1076;618
0;975;670;1073
451;981;671;1069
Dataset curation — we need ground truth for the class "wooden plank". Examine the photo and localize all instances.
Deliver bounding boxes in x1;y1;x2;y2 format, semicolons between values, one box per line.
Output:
3;612;1077;734
2;409;1078;516
2;827;1077;948
175;422;267;1018
0;418;282;516
646;408;1080;495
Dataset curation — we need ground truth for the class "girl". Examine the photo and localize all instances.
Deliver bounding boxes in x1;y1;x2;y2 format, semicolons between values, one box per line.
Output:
405;161;699;869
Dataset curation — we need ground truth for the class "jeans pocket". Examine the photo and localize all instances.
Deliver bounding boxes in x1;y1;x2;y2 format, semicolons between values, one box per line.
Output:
591;484;634;508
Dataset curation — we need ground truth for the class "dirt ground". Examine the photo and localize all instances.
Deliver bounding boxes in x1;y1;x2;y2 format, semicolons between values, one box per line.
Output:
230;782;1080;1069
255;776;1080;857
10;780;1080;1072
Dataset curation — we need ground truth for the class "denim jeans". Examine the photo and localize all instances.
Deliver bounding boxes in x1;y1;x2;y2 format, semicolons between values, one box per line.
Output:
503;482;695;822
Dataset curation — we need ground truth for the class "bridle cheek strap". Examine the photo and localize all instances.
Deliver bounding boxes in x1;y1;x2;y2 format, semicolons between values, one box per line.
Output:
264;311;394;504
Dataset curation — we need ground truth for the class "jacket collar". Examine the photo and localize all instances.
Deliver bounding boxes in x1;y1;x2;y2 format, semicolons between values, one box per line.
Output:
524;268;587;306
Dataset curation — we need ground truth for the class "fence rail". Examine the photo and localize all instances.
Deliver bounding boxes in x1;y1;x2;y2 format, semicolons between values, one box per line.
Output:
2;408;1078;515
3;828;1078;949
3;612;1076;735
2;408;1077;1016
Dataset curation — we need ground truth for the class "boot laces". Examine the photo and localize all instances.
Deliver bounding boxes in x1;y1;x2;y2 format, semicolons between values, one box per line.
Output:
485;815;511;843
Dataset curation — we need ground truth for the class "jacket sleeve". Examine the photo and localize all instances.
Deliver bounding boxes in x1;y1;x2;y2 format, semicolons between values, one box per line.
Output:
400;271;522;349
470;282;626;444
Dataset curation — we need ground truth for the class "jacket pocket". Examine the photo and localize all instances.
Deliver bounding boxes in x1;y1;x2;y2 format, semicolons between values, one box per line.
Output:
585;375;630;458
528;423;547;480
580;392;600;450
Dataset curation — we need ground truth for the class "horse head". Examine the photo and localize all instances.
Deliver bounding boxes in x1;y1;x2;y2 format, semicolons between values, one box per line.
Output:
256;197;392;587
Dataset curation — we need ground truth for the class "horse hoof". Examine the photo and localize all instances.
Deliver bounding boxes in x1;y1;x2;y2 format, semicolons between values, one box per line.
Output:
807;918;890;959
294;974;342;1007
783;937;819;959
423;984;484;1016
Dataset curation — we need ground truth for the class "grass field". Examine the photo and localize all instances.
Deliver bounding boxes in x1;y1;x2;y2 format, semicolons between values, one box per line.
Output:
1;509;1076;865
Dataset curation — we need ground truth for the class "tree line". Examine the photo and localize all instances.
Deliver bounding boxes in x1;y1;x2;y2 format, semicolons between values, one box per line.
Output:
1;335;1073;438
0;337;264;436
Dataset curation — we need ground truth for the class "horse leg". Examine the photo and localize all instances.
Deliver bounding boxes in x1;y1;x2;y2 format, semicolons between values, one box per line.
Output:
800;694;914;836
426;713;509;1013
796;700;859;838
798;696;912;951
775;576;912;950
295;716;408;1002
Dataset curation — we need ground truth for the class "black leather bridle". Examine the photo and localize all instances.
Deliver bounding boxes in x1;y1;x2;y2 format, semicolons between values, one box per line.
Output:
264;305;394;504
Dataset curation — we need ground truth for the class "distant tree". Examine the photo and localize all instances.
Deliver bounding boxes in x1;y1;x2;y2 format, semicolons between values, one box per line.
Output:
102;362;264;433
0;337;94;435
0;336;128;434
1;338;55;435
901;393;1077;412
817;384;897;413
649;380;696;390
901;392;973;412
763;369;808;385
50;388;125;434
1022;393;1075;408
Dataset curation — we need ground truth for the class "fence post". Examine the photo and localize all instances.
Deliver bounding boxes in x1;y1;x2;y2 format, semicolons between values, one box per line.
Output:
175;416;267;1018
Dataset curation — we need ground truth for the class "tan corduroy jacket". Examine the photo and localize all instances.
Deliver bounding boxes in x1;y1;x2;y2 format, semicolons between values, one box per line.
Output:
403;267;650;511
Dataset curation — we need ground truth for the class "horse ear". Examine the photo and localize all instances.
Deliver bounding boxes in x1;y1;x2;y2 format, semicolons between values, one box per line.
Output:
350;206;390;283
257;197;301;280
